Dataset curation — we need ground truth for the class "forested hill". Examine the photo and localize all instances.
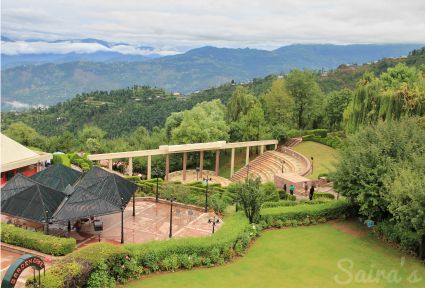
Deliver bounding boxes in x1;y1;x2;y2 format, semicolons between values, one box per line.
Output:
2;43;423;109
2;47;425;138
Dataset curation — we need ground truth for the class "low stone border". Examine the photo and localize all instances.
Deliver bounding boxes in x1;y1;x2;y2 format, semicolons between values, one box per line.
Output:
0;242;61;261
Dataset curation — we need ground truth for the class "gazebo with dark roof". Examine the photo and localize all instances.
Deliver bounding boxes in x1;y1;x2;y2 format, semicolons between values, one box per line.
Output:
30;164;82;193
1;174;67;223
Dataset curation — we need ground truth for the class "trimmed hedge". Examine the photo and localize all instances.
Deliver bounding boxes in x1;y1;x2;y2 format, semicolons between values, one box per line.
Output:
1;223;76;256
262;200;299;208
53;154;70;167
67;153;93;172
260;200;355;228
36;213;256;287
313;192;335;200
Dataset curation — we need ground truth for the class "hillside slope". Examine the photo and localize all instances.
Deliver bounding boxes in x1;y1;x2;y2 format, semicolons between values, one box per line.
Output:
2;44;423;109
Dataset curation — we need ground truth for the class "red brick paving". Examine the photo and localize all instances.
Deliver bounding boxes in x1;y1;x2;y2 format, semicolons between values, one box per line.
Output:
74;200;223;247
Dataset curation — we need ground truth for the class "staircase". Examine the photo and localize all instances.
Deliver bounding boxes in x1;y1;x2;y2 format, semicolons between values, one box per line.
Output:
285;137;302;147
230;150;306;183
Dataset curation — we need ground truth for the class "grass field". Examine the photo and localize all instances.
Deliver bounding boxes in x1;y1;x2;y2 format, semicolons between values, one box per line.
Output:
292;141;340;179
124;221;425;288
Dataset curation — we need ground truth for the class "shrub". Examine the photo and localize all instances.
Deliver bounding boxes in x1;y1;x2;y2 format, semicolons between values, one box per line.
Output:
281;193;296;201
125;176;141;184
313;192;335;200
374;221;420;256
262;200;298;208
260;200;355;228
87;263;116;288
53;154;71;167
261;182;280;202
1;223;76;256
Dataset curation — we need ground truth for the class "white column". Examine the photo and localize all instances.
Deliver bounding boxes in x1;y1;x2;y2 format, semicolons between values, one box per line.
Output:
245;147;250;165
260;145;264;155
147;155;152;180
108;159;113;171
230;148;235;177
128;157;133;176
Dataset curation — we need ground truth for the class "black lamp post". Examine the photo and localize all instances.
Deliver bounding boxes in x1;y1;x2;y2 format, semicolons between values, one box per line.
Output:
311;156;314;174
203;177;212;212
43;210;49;235
281;160;285;173
168;197;176;238
121;197;125;244
196;167;200;181
153;167;162;202
208;216;220;234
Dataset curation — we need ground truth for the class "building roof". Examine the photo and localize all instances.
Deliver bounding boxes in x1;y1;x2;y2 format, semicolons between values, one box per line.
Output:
1;133;52;172
30;164;83;193
52;166;138;221
1;174;67;223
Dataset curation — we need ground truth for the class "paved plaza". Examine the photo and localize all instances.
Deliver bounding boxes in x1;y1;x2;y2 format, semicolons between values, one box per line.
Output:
72;199;223;247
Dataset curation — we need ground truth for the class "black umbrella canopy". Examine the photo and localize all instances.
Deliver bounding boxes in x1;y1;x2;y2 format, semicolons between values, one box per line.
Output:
30;164;82;193
1;176;67;223
53;167;138;222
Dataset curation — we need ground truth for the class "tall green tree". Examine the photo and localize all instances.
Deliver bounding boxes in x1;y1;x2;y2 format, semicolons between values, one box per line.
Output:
344;64;425;133
170;100;229;144
236;177;265;223
324;89;353;131
385;155;425;259
333;118;425;220
4;122;45;148
286;70;322;129
261;78;294;126
234;103;270;141
226;86;259;122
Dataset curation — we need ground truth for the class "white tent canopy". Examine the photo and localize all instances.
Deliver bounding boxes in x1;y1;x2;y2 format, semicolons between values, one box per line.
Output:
1;134;52;172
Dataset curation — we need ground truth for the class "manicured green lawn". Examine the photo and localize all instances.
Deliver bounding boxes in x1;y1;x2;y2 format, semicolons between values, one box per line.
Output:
292;141;340;179
124;222;425;288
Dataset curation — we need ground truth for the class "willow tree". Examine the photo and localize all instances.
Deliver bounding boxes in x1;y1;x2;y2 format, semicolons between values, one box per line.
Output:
344;64;425;133
226;86;259;122
261;78;294;126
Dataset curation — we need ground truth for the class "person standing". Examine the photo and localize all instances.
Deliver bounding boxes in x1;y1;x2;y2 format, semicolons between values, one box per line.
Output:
283;183;287;193
309;185;315;201
304;181;309;196
289;184;295;195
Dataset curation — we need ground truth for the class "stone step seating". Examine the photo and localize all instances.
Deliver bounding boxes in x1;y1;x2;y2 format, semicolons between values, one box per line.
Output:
285;138;302;147
231;150;303;182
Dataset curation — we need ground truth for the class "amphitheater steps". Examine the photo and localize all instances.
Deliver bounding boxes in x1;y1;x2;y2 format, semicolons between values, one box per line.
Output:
230;149;305;183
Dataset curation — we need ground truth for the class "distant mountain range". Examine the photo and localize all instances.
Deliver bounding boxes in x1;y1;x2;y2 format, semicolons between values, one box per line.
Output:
1;37;176;68
1;40;423;111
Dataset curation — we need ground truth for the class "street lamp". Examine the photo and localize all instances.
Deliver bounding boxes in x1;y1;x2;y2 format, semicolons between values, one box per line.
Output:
208;216;220;234
281;160;285;173
203;177;212;212
153;167;162;202
121;197;125;244
43;210;49;235
168;197;176;238
196;167;200;181
310;156;314;174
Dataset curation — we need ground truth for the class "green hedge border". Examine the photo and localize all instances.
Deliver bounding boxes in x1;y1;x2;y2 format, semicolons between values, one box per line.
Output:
1;223;76;256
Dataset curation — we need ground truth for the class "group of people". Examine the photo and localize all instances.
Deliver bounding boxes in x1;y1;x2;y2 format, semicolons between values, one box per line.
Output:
283;181;315;200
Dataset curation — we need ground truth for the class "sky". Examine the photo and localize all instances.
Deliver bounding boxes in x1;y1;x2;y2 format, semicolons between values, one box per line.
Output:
1;0;425;54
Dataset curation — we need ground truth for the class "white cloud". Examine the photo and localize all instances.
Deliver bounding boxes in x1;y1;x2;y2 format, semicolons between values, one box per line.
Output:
1;40;180;56
2;0;425;50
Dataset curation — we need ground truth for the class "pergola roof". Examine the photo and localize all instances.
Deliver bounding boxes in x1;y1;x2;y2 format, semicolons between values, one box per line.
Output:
1;174;67;222
30;164;82;193
1;133;52;172
52;167;137;222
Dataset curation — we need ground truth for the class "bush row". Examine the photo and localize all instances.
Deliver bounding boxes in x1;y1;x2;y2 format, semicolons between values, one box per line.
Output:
302;134;342;149
35;213;256;287
262;198;332;208
313;192;335;200
373;221;420;256
260;200;356;228
1;223;76;256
